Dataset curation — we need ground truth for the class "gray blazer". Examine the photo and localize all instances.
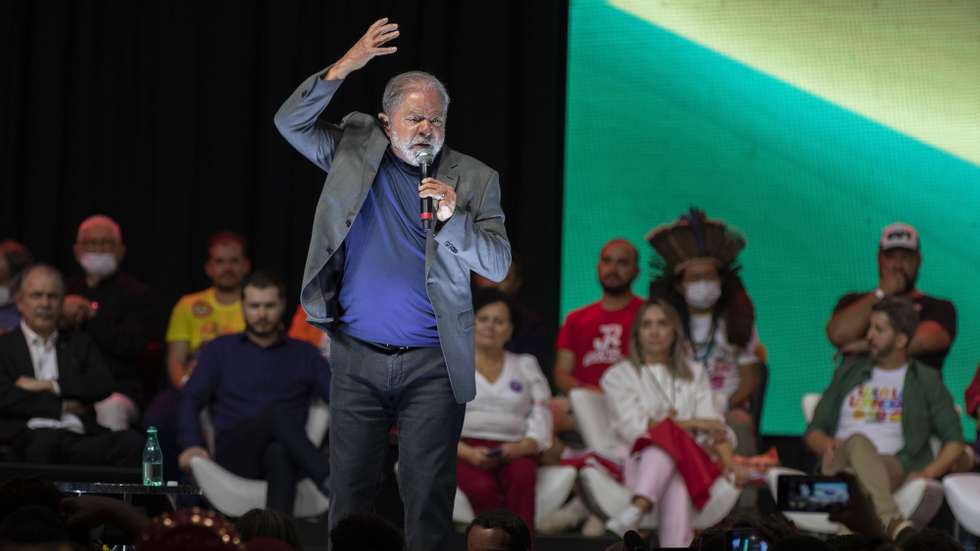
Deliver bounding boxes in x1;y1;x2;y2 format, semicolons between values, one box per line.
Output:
274;69;511;403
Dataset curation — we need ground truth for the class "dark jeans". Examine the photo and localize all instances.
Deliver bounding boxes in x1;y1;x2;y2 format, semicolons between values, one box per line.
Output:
215;406;329;513
328;331;465;551
14;427;143;467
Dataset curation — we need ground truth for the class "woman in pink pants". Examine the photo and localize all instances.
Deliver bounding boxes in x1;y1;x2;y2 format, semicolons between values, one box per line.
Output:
456;288;553;531
600;299;737;546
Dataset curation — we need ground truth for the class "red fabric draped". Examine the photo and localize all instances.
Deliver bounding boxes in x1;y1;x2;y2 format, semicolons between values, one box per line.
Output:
630;418;721;510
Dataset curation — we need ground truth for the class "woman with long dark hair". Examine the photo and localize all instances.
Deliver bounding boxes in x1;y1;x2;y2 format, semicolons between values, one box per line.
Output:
647;209;762;457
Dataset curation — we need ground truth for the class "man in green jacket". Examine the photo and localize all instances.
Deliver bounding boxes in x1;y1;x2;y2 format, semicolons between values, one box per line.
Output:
806;297;970;534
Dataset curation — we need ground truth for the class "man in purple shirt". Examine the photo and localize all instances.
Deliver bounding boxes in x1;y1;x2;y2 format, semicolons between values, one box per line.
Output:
176;272;330;512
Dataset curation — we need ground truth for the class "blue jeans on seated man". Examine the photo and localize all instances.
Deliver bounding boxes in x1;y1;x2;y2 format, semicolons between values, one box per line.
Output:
328;330;465;551
215;406;330;513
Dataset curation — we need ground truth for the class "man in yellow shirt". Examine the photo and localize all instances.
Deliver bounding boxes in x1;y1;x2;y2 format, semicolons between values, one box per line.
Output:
165;232;251;388
144;231;250;478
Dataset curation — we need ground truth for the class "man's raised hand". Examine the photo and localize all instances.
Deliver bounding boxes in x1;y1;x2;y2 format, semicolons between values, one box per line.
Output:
325;18;399;81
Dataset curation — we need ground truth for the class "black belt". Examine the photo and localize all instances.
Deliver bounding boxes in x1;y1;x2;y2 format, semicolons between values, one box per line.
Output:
351;336;418;355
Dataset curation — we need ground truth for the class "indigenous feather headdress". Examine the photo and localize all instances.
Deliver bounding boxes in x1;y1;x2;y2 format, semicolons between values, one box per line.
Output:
646;208;746;274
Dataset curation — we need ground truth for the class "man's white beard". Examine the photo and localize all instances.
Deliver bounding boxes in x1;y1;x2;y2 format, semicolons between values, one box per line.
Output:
389;130;443;166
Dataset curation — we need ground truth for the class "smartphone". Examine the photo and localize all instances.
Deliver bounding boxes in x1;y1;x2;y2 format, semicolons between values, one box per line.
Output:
486;447;502;458
726;528;768;551
776;474;850;513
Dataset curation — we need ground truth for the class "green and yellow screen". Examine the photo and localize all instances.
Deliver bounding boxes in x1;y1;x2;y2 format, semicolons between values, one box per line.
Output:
562;0;980;435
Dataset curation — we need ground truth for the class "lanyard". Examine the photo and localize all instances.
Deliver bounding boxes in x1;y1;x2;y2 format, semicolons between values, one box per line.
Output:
690;317;718;366
644;364;677;411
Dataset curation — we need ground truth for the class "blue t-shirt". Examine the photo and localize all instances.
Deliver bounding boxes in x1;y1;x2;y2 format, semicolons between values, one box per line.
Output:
338;148;440;347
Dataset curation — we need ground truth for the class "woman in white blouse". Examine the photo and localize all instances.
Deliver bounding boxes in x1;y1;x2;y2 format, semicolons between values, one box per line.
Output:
457;288;553;531
600;299;737;545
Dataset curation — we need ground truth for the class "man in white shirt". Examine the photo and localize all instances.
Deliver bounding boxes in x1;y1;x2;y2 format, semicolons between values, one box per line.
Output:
805;297;968;535
0;265;142;466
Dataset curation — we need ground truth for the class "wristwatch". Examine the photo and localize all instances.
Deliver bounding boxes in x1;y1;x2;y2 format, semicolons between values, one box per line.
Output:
873;288;885;300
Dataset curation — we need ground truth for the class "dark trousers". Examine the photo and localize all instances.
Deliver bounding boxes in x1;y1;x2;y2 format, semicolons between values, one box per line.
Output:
13;427;143;467
328;331;465;551
215;406;329;513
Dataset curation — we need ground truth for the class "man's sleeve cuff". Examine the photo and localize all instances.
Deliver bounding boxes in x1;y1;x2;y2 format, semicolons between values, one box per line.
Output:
433;211;466;250
304;67;344;98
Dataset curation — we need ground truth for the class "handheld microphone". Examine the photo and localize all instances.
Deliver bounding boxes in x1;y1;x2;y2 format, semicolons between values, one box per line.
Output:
416;149;435;230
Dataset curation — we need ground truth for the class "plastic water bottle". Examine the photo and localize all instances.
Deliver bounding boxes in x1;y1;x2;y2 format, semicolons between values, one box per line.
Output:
142;426;163;487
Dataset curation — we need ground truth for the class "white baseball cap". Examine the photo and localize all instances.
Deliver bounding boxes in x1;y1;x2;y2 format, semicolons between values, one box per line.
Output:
880;222;919;251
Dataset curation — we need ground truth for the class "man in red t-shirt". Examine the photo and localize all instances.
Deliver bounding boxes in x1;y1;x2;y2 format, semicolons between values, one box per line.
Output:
554;239;643;392
539;238;643;536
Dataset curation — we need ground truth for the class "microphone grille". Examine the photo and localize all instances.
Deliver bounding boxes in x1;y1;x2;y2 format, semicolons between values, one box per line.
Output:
415;149;434;166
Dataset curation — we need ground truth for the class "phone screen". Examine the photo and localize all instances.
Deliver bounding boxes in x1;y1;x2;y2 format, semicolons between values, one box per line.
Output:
777;475;850;513
727;529;768;551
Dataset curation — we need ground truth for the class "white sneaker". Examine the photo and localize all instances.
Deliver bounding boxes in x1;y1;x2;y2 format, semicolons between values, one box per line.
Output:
605;505;643;537
536;498;590;534
580;514;607;537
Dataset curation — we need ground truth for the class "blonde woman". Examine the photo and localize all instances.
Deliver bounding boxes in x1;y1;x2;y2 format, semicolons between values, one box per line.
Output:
600;299;738;545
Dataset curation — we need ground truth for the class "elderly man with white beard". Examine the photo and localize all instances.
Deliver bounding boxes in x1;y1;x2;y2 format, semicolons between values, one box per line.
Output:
275;18;510;551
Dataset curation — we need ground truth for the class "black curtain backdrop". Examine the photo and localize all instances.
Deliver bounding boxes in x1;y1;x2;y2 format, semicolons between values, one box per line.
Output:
1;1;567;353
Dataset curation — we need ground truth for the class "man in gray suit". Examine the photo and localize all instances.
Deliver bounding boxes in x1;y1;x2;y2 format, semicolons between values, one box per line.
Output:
274;18;510;551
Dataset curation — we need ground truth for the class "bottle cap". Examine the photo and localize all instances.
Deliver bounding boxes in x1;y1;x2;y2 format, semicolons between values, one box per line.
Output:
147;425;157;433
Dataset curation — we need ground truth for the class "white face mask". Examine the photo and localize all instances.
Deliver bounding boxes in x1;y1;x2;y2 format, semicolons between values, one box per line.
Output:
79;252;118;278
684;280;722;310
0;286;9;306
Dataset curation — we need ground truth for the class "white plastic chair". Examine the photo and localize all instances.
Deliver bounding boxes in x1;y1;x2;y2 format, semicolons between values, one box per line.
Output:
395;460;577;526
451;465;578;525
188;399;330;517
778;393;944;533
395;463;575;524
569;388;740;529
942;472;980;537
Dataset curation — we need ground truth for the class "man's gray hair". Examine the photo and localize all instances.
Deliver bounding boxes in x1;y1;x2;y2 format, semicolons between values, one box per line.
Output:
12;264;66;298
381;71;450;115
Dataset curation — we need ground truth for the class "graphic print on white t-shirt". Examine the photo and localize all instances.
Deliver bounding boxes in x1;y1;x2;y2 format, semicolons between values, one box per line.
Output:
835;365;907;455
688;314;760;402
583;323;625;367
